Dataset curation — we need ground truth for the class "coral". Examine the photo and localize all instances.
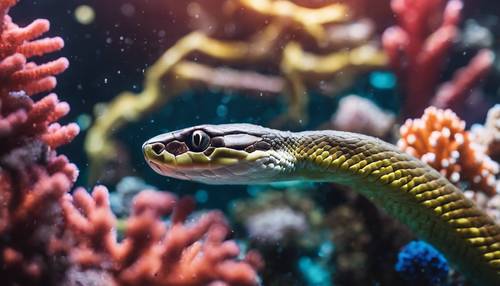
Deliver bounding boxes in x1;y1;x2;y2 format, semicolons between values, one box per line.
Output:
84;0;387;183
328;94;395;138
238;0;349;44
61;267;117;286
432;49;494;111
398;107;499;196
62;187;261;286
382;0;493;118
460;20;493;49
472;104;500;163
321;186;413;285
244;207;308;243
110;176;158;217
231;187;327;285
464;191;500;225
324;198;371;285
0;0;77;284
395;240;450;285
0;2;262;285
232;187;323;247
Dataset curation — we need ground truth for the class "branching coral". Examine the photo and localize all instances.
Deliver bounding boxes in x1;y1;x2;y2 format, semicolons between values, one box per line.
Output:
84;0;387;183
0;0;77;284
431;49;494;111
398;107;499;196
382;0;493;118
62;187;261;286
0;1;262;285
237;0;349;44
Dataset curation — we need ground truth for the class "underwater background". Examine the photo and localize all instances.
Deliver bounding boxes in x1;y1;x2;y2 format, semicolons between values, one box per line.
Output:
1;0;500;285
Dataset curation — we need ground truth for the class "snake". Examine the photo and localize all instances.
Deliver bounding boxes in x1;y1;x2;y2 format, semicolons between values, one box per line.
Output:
142;123;500;285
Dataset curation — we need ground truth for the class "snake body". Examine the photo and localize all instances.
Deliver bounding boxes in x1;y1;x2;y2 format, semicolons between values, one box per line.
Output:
143;124;500;285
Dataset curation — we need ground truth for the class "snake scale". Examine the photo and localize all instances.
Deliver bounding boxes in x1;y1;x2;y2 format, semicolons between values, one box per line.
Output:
143;123;500;285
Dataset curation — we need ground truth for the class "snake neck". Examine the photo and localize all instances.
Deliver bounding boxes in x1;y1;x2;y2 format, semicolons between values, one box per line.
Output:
282;130;500;286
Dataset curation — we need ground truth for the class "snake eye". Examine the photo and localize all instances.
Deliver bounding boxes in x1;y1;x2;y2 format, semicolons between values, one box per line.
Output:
190;130;210;152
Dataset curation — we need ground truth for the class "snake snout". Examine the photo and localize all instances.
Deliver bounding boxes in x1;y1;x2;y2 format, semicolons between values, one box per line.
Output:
150;142;165;155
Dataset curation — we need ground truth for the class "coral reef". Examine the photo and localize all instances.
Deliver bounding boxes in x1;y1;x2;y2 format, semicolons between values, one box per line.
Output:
395;240;450;285
464;190;500;225
232;188;324;248
5;0;500;285
243;207;308;244
323;194;371;285
231;187;328;285
472;104;500;163
62;187;261;286
110;176;157;217
0;1;261;285
0;0;76;284
398;106;499;196
322;187;413;286
237;0;349;43
431;49;494;111
382;0;493;118
84;0;387;183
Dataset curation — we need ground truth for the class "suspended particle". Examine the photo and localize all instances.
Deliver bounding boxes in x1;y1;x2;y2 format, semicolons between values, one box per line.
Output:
74;5;95;25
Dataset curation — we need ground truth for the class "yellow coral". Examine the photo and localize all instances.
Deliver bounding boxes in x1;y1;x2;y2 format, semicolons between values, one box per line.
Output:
238;0;350;43
85;1;387;183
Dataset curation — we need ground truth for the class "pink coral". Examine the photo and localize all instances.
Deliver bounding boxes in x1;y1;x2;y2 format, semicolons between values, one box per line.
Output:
382;0;492;118
62;187;261;286
0;1;261;285
432;49;493;110
329;95;395;138
0;0;77;284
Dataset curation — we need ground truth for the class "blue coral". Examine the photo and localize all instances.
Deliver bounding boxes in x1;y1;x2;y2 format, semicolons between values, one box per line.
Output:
395;240;449;285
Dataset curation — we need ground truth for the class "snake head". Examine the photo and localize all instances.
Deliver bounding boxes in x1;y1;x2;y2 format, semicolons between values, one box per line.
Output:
142;124;295;184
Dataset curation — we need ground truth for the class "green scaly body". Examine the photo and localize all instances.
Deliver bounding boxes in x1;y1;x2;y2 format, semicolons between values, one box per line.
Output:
287;131;500;285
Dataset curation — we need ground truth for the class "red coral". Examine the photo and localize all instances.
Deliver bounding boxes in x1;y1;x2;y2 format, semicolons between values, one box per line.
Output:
0;2;261;286
0;0;77;284
62;187;261;286
432;49;494;111
382;0;492;118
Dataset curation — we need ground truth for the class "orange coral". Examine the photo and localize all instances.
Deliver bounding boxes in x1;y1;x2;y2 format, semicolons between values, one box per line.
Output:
398;107;499;196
